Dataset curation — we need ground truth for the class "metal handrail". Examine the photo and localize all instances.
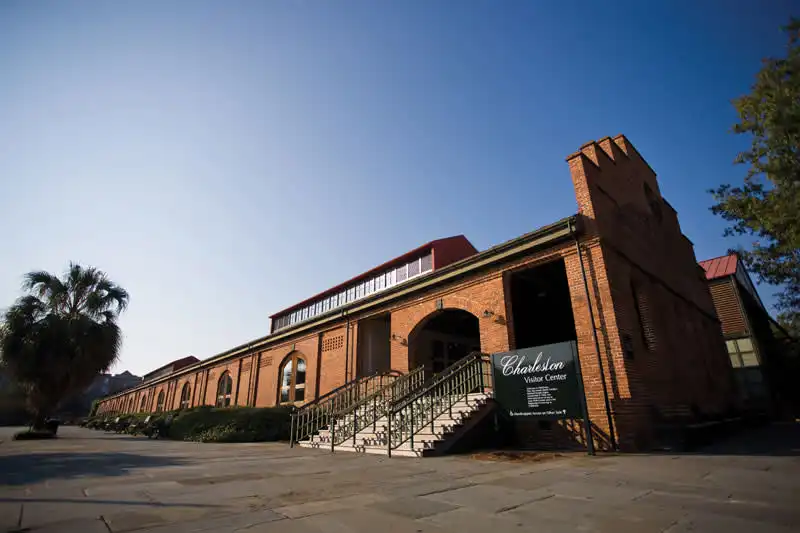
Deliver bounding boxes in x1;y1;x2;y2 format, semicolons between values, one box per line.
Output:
331;365;426;447
386;352;489;455
290;370;402;446
392;353;481;412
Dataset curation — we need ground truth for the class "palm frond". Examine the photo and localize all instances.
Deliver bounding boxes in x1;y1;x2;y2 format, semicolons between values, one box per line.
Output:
22;271;68;312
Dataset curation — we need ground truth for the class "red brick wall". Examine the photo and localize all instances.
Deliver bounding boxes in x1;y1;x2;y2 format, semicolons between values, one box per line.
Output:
252;334;320;407
708;279;748;336
566;135;738;449
388;275;510;373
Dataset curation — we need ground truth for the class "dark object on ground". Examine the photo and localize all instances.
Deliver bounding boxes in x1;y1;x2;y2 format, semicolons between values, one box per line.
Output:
144;414;174;439
13;430;57;440
127;415;152;435
44;418;61;435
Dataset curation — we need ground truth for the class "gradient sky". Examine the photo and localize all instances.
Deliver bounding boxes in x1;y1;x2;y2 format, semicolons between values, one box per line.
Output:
0;1;795;376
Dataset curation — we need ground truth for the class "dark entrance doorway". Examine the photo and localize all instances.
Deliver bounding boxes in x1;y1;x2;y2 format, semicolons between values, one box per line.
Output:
508;259;577;350
356;314;391;377
409;309;481;374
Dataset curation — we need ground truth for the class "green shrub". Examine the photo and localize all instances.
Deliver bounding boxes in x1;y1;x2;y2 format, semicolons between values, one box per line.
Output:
13;430;57;440
167;406;292;443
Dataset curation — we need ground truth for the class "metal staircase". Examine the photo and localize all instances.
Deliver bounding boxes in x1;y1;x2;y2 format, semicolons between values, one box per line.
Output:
290;370;404;446
291;353;494;457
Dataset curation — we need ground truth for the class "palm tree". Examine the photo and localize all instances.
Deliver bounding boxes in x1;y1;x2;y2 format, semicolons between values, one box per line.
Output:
0;263;129;428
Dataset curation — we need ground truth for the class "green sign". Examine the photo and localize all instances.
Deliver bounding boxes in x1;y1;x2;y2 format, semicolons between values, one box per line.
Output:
491;341;582;419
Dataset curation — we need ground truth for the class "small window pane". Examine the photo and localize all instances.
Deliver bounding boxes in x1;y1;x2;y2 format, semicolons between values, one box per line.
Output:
386;270;394;287
421;254;432;272
376;274;385;290
725;340;736;353
737;338;754;352
348;288;355;302
296;359;306;385
396;265;407;282
729;352;742;368
356;284;363;299
741;351;759;367
408;259;420;277
295;386;304;401
280;387;289;402
282;361;293;387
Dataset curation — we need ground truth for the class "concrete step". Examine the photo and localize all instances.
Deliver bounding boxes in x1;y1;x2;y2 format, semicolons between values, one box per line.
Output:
296;392;492;456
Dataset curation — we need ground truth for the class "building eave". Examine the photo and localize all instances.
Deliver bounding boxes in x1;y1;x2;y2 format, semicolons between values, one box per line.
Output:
100;215;579;403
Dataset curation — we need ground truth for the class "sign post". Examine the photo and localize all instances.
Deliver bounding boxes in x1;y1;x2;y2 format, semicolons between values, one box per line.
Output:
491;341;595;455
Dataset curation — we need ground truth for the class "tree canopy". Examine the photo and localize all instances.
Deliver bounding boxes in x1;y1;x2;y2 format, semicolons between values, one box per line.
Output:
710;18;800;331
0;263;129;425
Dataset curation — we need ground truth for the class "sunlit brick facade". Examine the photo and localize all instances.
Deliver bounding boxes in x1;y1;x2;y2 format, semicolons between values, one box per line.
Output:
96;135;738;452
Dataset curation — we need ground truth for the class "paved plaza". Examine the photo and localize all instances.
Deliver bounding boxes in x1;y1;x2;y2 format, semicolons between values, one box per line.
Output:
0;424;798;532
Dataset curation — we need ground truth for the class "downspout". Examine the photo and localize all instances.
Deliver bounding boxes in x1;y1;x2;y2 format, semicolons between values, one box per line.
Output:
234;357;243;406
344;312;351;384
252;352;262;407
571;221;618;451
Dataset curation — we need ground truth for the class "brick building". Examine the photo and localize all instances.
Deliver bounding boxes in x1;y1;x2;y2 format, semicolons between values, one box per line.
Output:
96;135;737;453
700;254;798;414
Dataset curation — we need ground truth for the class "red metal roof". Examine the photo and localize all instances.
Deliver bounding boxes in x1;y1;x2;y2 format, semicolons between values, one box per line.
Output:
699;254;739;280
269;235;477;318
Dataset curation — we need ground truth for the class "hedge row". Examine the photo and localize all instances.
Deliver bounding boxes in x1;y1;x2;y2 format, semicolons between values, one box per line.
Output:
86;405;293;443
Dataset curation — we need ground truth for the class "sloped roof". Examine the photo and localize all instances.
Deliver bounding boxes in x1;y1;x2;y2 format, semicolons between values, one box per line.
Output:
699;254;738;280
269;235;477;319
143;355;200;377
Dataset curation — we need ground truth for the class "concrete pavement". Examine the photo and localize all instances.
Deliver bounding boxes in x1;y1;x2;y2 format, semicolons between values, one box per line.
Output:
0;423;798;532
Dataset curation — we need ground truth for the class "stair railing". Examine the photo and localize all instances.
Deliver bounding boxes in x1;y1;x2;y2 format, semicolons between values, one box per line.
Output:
290;370;402;446
386;352;489;456
332;365;426;447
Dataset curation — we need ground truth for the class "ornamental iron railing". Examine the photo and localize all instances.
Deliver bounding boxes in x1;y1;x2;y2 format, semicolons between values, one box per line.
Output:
290;370;402;446
331;365;426;447
386;352;488;456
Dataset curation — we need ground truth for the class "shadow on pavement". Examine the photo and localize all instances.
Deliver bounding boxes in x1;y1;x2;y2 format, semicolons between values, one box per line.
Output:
0;496;219;508
0;452;190;486
682;421;800;457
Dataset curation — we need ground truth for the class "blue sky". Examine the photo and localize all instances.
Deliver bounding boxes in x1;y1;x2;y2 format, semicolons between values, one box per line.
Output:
0;1;795;376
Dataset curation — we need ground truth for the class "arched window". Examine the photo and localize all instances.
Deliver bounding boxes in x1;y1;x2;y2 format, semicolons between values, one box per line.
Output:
155;391;165;412
179;383;192;409
216;372;233;407
140;396;147;412
279;353;306;403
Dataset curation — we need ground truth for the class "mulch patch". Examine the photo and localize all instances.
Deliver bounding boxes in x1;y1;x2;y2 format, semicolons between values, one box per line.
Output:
469;450;565;462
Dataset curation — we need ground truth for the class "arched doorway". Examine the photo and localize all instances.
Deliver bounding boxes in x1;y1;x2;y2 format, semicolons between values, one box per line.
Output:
409;309;481;374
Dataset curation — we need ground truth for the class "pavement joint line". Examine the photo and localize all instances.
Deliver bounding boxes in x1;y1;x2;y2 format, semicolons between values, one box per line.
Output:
495;493;555;514
630;489;653;501
17;503;24;529
415;482;476;497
